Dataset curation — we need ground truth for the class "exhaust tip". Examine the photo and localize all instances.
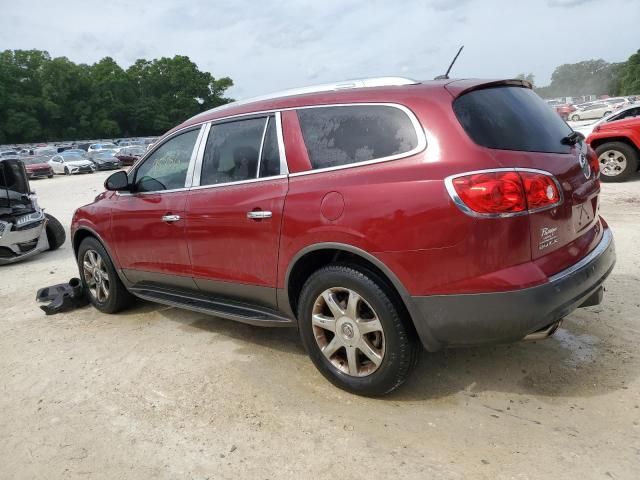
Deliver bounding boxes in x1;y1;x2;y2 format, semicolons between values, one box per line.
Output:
523;320;562;341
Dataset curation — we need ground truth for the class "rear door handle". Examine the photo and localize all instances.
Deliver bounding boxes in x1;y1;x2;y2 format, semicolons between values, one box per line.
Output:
247;211;272;220
162;214;181;223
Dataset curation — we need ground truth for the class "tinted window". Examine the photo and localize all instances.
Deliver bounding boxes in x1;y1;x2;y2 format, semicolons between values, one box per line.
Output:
453;87;572;154
200;118;266;186
134;129;199;192
259;117;281;178
298;105;419;170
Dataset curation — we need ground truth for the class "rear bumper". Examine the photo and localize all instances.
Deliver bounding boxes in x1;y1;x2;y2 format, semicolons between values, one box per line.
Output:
411;228;615;349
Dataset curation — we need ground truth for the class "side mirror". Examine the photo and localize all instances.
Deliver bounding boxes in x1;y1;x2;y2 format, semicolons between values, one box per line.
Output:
105;170;130;191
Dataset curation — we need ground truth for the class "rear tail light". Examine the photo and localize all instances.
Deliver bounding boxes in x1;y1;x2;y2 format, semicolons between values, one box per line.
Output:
446;169;562;217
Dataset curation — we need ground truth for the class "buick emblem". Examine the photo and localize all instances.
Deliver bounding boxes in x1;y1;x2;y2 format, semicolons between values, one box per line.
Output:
578;153;591;179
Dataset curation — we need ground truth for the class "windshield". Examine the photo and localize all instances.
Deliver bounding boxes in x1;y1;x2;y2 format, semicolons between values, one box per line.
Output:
453;86;572;154
0;159;31;209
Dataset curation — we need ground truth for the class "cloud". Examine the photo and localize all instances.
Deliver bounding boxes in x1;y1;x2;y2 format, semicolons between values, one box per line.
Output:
0;0;637;99
548;0;596;6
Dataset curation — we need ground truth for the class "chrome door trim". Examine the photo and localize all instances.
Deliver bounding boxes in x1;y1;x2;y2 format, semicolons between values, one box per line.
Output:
247;211;273;219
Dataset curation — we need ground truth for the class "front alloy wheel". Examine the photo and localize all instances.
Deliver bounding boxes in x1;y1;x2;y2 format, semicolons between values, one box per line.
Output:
312;287;385;377
82;249;110;303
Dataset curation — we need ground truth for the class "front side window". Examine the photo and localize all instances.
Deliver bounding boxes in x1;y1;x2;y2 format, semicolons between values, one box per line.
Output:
134;128;199;192
200;116;282;186
297;105;419;170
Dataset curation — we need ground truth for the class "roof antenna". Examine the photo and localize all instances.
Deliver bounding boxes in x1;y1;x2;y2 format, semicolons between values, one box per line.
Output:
434;45;464;80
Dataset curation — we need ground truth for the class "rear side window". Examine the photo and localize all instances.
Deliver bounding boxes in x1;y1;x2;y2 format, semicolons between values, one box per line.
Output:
453;87;572;154
297;105;419;170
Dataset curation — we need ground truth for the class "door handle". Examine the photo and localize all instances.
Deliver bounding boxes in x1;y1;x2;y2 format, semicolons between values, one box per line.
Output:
162;214;181;223
247;211;272;220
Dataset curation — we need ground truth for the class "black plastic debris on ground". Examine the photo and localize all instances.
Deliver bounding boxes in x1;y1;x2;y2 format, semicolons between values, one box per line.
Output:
36;278;89;315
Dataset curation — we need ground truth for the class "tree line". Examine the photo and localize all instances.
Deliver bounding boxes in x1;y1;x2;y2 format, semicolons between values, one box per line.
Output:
0;49;233;144
517;48;640;99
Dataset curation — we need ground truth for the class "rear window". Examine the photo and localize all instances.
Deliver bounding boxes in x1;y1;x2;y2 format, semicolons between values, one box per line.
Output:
298;105;419;170
453;86;572;154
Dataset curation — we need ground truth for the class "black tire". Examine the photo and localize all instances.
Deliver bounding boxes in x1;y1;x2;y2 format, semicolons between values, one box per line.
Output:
48;174;53;178
64;167;70;175
77;237;134;313
595;142;639;183
45;213;66;250
298;264;420;396
571;114;580;121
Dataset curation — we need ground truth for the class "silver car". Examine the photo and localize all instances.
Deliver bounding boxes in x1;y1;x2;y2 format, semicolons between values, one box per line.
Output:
570;103;614;121
0;158;65;264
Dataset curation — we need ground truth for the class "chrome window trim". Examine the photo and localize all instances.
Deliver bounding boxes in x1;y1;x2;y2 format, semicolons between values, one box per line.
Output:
275;111;289;175
191;122;211;187
444;167;564;218
189;174;288;192
287;102;426;177
255;117;270;178
117;124;204;197
184;124;207;188
192;113;289;189
548;228;613;283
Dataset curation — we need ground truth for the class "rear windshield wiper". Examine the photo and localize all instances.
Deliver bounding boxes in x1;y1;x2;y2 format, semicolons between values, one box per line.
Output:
561;131;584;146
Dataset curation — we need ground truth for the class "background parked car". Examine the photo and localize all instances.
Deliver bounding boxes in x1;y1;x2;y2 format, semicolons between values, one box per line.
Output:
115;145;146;166
570;103;613;121
87;142;118;158
574;104;640;136
89;151;122;170
587;116;640;182
21;156;54;179
48;152;96;175
554;103;576;120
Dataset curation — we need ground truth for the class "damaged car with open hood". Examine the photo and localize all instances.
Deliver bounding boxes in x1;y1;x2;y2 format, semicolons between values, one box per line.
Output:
0;157;66;264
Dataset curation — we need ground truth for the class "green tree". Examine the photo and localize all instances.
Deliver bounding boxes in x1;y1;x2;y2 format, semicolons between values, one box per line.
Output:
0;49;233;143
617;49;640;95
535;59;621;98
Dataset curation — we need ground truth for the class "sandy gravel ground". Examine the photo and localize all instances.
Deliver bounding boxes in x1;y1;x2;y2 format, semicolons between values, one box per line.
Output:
1;170;639;480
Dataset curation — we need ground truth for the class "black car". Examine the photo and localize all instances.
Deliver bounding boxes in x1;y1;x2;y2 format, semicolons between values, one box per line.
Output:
90;151;122;170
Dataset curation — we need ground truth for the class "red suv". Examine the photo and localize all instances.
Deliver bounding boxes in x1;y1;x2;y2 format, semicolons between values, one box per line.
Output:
71;77;615;395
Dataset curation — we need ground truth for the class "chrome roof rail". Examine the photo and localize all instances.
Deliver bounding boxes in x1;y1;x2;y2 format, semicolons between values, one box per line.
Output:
190;76;419;120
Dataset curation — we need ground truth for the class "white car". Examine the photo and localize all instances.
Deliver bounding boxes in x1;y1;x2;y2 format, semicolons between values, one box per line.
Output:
87;142;119;158
573;104;640;137
569;103;613;121
48;153;96;175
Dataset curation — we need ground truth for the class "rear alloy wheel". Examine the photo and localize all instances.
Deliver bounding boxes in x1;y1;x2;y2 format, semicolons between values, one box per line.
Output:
596;142;638;182
571;114;580;121
77;237;134;313
298;265;419;396
312;287;385;377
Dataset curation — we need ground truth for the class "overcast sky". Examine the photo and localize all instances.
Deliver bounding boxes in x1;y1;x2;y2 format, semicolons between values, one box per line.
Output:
1;0;638;99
